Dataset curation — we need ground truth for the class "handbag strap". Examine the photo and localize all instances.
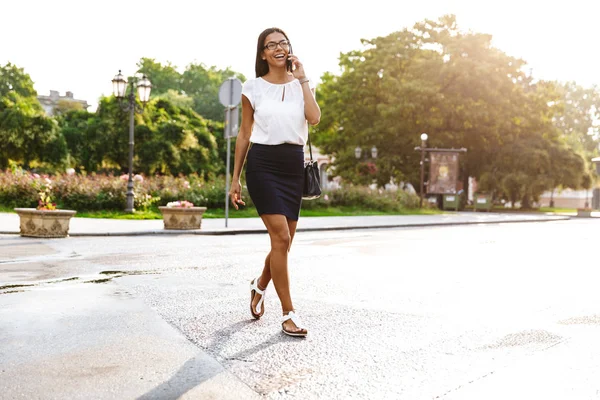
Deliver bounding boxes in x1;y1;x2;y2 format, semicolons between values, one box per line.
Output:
307;131;314;161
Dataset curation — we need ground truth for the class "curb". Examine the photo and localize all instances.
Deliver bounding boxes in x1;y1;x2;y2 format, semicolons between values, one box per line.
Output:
0;216;571;237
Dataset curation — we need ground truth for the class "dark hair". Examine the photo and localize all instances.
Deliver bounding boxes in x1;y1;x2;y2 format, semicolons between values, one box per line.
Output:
255;27;291;78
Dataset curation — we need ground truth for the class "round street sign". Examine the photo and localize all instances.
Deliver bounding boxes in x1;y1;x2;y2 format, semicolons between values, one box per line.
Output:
218;78;243;107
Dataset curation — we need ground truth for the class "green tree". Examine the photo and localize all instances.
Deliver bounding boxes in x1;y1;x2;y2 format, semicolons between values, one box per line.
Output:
136;58;181;96
134;58;246;122
313;15;589;208
93;96;131;171
0;62;37;98
181;63;245;121
155;89;194;109
58;109;107;172
86;96;223;176
553;82;600;155
136;98;222;176
0;63;66;169
53;99;85;115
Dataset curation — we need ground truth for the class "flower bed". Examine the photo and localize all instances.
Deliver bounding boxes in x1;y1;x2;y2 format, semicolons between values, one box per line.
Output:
0;170;236;211
0;170;422;214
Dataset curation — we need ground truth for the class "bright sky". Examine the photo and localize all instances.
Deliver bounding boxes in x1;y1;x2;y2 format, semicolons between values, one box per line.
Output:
2;0;598;111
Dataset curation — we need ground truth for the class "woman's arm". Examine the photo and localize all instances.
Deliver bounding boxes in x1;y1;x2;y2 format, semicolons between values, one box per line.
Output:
300;82;321;126
229;95;254;209
289;55;321;125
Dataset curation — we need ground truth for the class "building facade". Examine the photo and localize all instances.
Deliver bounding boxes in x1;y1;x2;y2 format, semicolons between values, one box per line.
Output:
37;90;89;115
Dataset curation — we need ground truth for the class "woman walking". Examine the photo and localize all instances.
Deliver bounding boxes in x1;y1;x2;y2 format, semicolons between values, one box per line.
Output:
229;27;321;337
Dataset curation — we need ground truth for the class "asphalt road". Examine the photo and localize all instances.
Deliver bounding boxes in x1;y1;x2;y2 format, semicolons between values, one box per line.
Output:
1;218;599;399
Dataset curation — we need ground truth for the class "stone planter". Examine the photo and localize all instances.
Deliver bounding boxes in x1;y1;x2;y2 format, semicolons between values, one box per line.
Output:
159;206;207;230
577;208;592;217
14;208;77;238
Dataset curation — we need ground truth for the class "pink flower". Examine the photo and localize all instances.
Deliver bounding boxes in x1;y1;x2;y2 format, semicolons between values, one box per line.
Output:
166;200;194;208
133;174;144;182
324;194;329;201
120;174;129;181
183;181;190;189
33;173;40;178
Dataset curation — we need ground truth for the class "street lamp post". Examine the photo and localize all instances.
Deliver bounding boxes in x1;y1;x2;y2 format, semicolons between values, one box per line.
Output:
419;133;428;208
111;70;152;213
355;145;378;184
354;145;378;160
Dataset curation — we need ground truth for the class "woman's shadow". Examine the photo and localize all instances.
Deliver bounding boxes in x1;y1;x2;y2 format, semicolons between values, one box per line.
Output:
137;319;295;399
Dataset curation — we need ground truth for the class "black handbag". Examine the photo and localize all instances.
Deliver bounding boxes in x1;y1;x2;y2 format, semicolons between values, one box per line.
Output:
303;132;322;200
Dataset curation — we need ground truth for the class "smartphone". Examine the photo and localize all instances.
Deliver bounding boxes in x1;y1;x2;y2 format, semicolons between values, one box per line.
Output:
286;44;294;73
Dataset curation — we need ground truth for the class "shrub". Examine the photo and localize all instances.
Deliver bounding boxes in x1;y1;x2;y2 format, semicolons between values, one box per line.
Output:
0;170;39;208
0;170;419;213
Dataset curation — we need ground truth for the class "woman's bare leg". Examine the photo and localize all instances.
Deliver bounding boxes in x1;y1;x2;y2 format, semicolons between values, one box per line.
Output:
256;218;298;290
252;215;304;334
256;214;293;311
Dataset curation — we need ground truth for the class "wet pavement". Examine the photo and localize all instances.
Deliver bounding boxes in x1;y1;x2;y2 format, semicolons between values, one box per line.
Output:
1;218;600;399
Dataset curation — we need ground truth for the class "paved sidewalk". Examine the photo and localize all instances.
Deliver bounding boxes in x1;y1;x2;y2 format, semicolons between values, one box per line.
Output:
0;211;570;236
0;282;259;400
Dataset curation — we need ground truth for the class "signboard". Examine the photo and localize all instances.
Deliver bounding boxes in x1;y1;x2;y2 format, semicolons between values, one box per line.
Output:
428;152;459;194
218;78;242;107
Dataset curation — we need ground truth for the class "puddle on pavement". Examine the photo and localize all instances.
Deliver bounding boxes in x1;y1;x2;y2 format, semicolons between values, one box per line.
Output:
1;270;158;294
99;270;158;276
84;270;160;284
86;278;113;284
0;276;80;293
0;283;35;290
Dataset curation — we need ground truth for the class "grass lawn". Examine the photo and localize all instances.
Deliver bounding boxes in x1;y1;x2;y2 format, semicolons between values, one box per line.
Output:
1;205;442;219
72;206;443;219
2;204;577;220
537;207;578;214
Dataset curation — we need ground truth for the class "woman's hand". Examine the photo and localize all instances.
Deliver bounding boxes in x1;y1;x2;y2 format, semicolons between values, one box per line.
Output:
288;54;307;80
229;180;246;210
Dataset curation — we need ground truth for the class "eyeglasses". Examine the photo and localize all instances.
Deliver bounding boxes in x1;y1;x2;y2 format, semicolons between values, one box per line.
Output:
263;40;290;51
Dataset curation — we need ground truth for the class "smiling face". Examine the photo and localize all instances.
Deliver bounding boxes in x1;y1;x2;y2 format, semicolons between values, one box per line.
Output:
262;32;290;71
254;27;290;77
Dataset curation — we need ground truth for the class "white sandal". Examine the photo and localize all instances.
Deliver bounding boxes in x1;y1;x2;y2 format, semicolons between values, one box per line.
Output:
282;311;308;337
249;277;265;319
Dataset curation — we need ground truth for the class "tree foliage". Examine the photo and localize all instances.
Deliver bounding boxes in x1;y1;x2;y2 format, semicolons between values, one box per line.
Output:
136;58;181;97
313;15;595;206
59;97;224;177
135;57;245;121
0;63;66;169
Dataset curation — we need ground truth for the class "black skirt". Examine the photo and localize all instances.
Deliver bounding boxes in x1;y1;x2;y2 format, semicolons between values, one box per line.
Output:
246;143;304;221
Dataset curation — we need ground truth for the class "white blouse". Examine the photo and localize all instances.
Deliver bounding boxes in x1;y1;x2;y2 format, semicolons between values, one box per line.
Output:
242;77;316;146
